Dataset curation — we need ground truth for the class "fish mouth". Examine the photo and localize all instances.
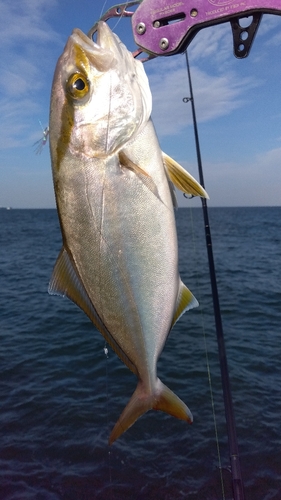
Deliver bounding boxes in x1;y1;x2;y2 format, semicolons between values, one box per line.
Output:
72;27;95;48
69;22;115;72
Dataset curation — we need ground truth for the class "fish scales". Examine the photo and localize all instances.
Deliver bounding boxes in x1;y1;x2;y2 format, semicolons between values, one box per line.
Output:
54;137;177;379
49;21;208;444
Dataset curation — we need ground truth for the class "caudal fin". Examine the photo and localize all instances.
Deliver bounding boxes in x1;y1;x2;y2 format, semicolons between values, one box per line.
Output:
109;378;193;445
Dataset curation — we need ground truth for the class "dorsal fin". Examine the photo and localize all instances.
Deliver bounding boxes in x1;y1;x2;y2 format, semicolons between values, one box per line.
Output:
163;152;209;199
48;247;137;375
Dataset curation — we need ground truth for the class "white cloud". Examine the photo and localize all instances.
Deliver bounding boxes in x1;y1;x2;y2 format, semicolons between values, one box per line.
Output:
142;17;266;140
0;58;43;98
202;146;281;206
0;0;60;46
0;0;62;150
265;29;281;47
187;23;233;68
174;143;281;207
257;146;281;168
146;57;258;137
0;99;40;149
257;13;281;37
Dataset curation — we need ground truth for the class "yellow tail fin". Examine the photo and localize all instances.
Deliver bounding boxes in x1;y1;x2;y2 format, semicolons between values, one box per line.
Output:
109;378;193;445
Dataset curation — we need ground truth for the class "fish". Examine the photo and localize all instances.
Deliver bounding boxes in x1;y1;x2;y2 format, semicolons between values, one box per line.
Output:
48;21;208;444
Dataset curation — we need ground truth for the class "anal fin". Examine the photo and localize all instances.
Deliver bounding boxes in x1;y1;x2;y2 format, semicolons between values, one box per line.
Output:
172;279;199;328
48;247;137;375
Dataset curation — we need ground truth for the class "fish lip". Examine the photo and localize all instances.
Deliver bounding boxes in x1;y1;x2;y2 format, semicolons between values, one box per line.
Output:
71;27;98;50
72;27;93;44
69;23;114;72
71;21;107;51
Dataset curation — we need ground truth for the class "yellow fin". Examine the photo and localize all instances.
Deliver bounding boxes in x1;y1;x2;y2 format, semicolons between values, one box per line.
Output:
172;279;199;328
163;152;209;199
153;379;193;423
48;247;137;375
109;378;192;445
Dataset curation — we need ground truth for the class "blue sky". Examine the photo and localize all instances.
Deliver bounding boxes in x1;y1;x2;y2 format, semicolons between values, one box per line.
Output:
0;0;280;208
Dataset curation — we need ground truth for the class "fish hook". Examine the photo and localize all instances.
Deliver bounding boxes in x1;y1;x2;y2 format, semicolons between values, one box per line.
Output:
33;125;49;154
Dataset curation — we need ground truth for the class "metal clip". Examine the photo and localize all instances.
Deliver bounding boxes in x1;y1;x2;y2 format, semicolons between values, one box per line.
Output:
132;0;281;58
87;1;142;40
230;13;263;58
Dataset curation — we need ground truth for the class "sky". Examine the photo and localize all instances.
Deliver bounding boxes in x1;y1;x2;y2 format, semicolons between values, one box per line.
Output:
0;0;281;208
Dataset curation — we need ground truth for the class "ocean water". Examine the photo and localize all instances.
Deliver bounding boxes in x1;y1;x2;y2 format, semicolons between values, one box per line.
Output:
0;206;280;500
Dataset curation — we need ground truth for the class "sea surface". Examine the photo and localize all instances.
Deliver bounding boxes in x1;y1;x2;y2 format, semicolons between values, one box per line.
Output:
0;206;280;500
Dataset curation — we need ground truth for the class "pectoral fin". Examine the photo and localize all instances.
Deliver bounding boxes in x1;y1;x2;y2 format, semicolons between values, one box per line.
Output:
48;247;137;375
163;152;209;199
119;151;161;201
172;279;199;328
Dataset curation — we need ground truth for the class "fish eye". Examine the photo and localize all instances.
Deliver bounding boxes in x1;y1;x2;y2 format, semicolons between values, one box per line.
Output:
66;73;89;100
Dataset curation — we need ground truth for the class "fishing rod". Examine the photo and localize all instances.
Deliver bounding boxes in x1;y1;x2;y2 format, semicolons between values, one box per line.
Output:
126;5;281;499
184;50;245;500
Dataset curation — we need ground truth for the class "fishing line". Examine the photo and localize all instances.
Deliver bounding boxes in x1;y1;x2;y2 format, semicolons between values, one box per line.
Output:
112;2;129;32
100;0;108;18
184;49;245;500
103;342;113;497
187;205;226;500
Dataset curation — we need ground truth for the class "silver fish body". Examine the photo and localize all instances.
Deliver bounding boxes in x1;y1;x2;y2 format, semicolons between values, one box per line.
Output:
49;22;207;444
